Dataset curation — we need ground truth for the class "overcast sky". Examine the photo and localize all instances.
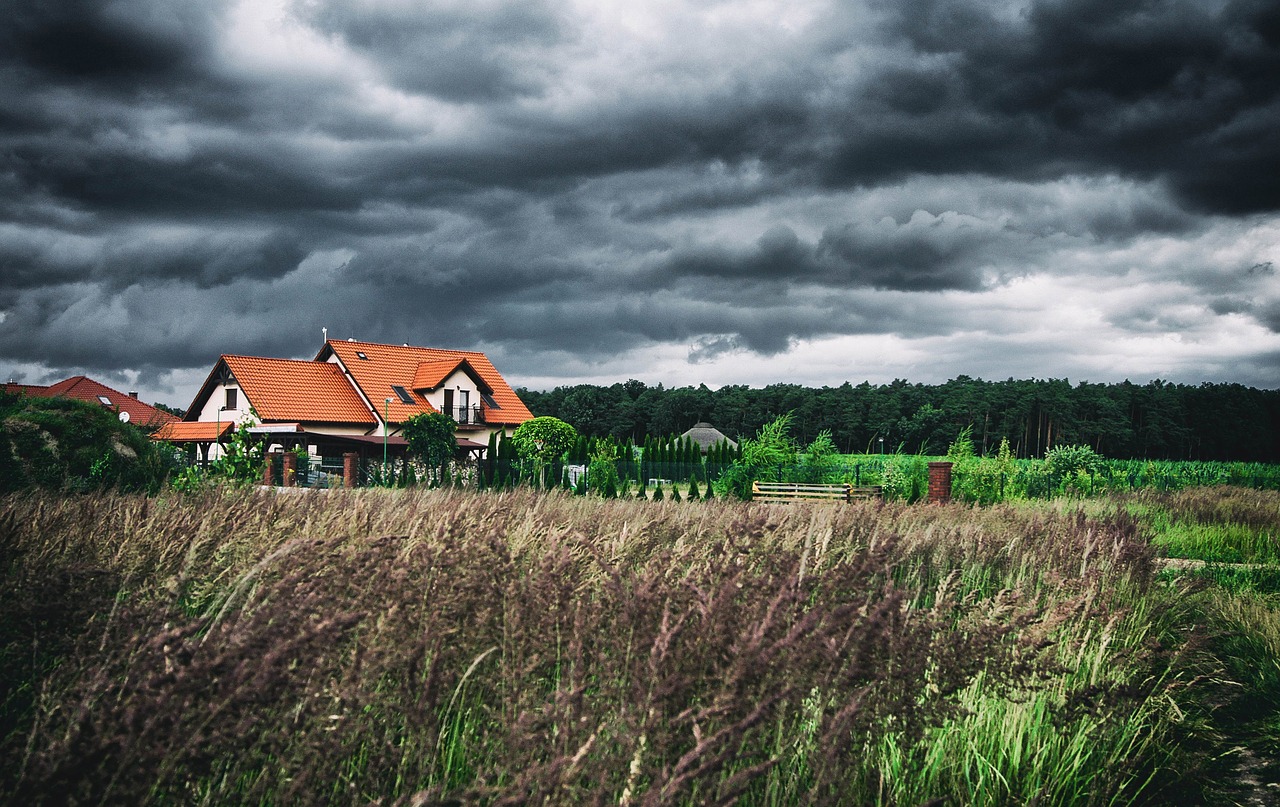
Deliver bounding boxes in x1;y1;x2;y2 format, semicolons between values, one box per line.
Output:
2;0;1279;409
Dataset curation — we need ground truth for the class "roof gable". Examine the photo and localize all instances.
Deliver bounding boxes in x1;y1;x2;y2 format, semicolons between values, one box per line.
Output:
412;358;494;395
319;340;532;426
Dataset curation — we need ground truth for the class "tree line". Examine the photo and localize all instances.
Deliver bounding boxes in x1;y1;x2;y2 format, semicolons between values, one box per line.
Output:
514;377;1280;462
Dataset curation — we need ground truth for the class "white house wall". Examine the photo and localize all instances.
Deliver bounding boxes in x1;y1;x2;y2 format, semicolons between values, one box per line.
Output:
195;382;250;426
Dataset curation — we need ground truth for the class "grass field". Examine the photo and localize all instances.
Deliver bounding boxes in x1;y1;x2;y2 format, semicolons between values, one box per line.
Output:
2;486;1278;804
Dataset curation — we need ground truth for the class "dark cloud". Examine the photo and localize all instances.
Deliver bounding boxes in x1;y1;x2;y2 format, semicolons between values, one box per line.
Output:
302;0;566;103
0;0;212;84
827;0;1280;213
0;0;1277;401
646;213;1024;294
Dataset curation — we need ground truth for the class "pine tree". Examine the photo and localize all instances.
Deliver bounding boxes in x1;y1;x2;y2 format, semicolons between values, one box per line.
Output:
486;431;499;485
688;477;700;500
653;481;664;501
671;485;682;502
703;481;714;501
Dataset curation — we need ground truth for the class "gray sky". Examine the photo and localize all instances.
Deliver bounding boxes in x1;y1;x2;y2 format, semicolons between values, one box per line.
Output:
3;0;1278;409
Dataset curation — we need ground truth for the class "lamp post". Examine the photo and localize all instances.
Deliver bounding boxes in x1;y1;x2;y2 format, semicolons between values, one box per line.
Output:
383;398;391;473
214;405;230;463
879;436;884;455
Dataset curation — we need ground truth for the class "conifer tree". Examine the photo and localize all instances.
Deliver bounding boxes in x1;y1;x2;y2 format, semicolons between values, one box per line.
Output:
671;484;682;502
653;481;664;501
688;477;700;500
486;431;499;485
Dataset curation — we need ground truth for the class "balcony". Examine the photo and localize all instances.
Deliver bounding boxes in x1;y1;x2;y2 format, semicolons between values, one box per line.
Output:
445;405;486;428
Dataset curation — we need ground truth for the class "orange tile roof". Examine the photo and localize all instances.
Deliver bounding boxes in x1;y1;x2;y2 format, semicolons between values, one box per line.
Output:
412;358;463;391
411;358;493;394
221;355;377;425
320;340;533;427
7;376;178;427
154;421;234;442
3;382;50;396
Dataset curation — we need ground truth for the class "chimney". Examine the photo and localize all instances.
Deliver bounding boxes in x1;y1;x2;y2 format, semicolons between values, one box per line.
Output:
128;391;139;399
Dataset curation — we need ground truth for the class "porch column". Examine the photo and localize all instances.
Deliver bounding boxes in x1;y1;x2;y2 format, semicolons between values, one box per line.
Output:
343;452;357;488
927;462;953;504
263;451;275;487
283;452;296;488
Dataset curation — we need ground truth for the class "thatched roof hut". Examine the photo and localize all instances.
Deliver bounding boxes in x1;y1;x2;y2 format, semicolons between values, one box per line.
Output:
680;422;737;453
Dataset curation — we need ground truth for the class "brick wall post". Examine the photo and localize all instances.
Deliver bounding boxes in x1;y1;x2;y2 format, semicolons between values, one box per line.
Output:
283;451;296;488
927;461;953;504
263;451;275;487
344;452;358;488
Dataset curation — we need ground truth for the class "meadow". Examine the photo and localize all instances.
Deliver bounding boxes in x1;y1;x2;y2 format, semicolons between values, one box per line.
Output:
2;486;1278;805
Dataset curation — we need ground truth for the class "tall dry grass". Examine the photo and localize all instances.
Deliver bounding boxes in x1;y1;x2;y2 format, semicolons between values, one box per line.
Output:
0;488;1220;804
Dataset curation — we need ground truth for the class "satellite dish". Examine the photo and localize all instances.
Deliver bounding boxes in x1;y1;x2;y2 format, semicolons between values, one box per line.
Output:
118;411;130;423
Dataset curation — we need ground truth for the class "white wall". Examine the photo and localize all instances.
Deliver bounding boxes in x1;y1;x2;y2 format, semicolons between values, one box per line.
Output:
194;383;250;425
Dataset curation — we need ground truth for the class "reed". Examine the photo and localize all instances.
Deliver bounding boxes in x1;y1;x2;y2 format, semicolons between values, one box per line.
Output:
0;487;1269;804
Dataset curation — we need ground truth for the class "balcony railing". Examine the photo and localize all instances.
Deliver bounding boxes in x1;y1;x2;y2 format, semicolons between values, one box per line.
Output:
445;405;486;426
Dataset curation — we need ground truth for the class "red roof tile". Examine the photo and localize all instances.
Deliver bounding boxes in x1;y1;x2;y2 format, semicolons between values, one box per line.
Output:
154;421;234;442
320;340;532;427
220;355;377;425
411;358;493;394
7;376;178;427
3;383;51;397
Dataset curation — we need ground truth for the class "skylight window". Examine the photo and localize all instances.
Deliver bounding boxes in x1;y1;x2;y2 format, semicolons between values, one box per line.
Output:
356;351;368;360
481;392;501;409
391;385;414;404
97;395;112;406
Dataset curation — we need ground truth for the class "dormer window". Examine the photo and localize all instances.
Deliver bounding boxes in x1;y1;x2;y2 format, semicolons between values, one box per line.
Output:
391;385;414;404
97;395;112;406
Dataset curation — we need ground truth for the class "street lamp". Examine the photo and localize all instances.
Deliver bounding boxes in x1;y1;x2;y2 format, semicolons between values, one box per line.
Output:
879;436;884;455
214;405;230;463
384;398;391;473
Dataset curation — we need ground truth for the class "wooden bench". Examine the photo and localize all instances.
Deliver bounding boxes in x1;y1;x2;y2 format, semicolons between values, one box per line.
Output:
752;481;883;503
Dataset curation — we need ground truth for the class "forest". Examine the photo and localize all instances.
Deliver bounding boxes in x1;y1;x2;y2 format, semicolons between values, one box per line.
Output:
515;377;1280;463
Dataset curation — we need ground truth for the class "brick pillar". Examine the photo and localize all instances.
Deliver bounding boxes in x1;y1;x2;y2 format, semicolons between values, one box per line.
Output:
343;452;357;488
262;451;275;487
928;461;953;504
283;452;296;488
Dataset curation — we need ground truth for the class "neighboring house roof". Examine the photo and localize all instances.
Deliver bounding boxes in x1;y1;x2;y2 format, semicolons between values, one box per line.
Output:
192;356;378;426
680;422;738;452
3;382;49;396
4;376;178;427
153;421;234;442
318;340;532;427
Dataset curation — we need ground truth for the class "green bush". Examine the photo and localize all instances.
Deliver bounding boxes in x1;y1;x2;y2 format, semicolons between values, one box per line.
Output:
0;391;176;493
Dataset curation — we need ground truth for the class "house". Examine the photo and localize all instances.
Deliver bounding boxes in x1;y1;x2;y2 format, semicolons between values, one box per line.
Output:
3;376;179;430
156;339;534;465
680;422;737;453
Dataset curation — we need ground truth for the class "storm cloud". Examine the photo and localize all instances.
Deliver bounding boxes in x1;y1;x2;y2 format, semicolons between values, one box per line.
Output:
1;0;1278;405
